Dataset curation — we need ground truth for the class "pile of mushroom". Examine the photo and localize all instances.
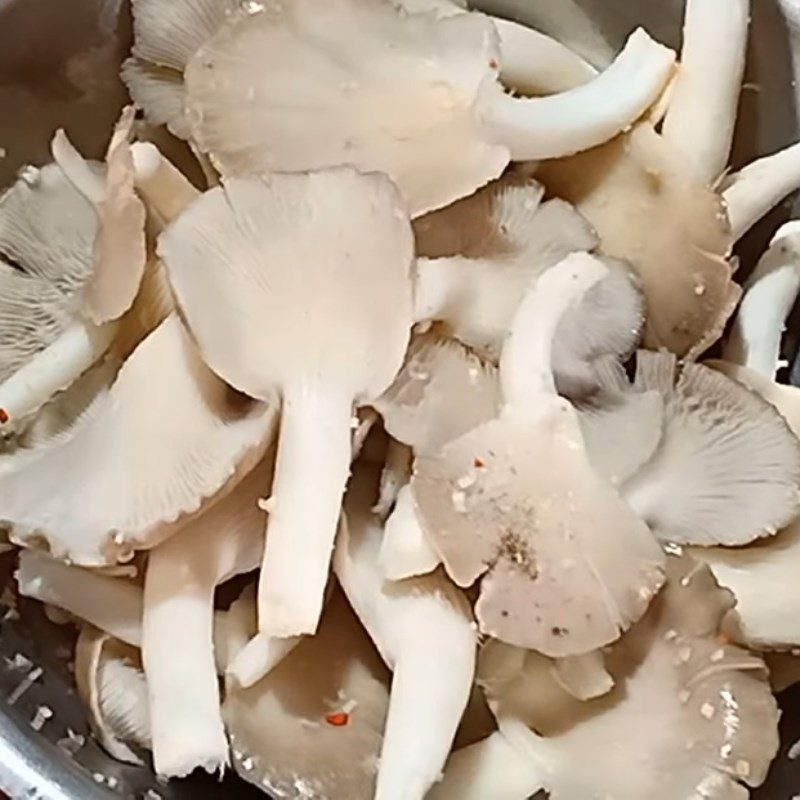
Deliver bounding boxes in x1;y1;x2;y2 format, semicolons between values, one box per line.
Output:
5;0;800;796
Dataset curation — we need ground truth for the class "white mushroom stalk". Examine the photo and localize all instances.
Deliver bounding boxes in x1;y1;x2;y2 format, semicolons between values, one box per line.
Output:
142;459;269;778
335;467;476;800
723;140;800;240
618;351;800;546
661;0;750;185
184;0;674;216
0;315;275;564
159;169;414;638
724;221;800;378
412;252;665;655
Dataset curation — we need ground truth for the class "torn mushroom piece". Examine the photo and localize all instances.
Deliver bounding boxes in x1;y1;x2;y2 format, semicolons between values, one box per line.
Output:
412;175;644;395
0;314;275;564
685;361;800;650
122;0;238;139
617;351;800;546
184;0;674;216
52;107;148;324
412;252;665;656
723;221;800;378
335;466;475;800
223;589;390;799
437;556;779;800
0;161;108;439
159;169;414;639
142;456;271;778
75;626;151;766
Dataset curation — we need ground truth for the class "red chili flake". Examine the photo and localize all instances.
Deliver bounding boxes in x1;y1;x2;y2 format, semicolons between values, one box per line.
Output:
473;457;485;469
325;712;349;727
488;58;499;69
0;408;9;424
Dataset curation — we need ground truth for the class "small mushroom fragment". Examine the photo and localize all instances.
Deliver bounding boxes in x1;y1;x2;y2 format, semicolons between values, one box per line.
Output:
52;107;148;324
159;169;414;638
75;627;150;766
0;314;275;564
374;332;501;579
373;440;412;519
413;253;665;656
223;590;390;799
618;351;800;546
550;651;613;702
142;457;270;778
412;176;644;395
723;221;800;378
184;0;674;216
444;556;780;800
688;361;800;649
661;0;750;185
335;466;476;800
0;161;109;436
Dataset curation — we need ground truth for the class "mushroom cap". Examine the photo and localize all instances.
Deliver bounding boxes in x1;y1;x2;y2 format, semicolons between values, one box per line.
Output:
621;351;800;546
479;557;780;800
537;122;738;357
159;169;414;404
184;0;509;216
223;589;390;799
75;626;150;766
0;314;274;564
373;331;501;457
412;404;665;656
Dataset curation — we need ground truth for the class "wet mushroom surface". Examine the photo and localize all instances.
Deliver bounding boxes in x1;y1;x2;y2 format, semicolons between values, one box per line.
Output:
4;0;800;799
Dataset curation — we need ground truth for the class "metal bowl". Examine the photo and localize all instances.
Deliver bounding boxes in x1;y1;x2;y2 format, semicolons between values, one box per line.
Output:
0;0;799;797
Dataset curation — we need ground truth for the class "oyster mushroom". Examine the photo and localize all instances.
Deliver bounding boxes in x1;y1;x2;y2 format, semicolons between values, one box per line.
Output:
0;160;111;437
435;556;779;800
689;361;800;650
412;252;665;655
142;457;270;778
183;0;674;216
617;351;800;546
412;175;644;395
75;626;150;766
158;169;414;638
223;589;390;799
0;314;275;564
335;465;476;800
723;221;800;378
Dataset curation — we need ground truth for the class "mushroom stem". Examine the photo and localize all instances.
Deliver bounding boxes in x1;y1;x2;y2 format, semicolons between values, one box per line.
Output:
481;28;675;161
499;252;608;408
142;535;229;778
50;130;105;204
724;221;800;377
131;142;200;226
225;631;302;689
428;730;544;800
414;258;460;323
493;17;596;96
380;484;442;581
723;140;800;240
661;0;750;185
16;550;142;647
258;386;354;637
0;318;116;429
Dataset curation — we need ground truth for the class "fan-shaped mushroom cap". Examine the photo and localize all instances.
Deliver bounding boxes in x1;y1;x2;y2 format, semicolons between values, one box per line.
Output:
159;168;414;637
374;331;501;458
470;557;779;800
223;589;390;799
686;361;800;649
0;314;275;564
75;627;150;766
538;122;737;358
620;351;800;546
183;0;673;216
412;253;665;656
